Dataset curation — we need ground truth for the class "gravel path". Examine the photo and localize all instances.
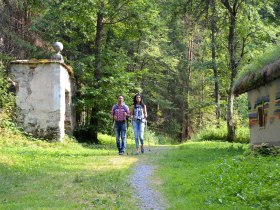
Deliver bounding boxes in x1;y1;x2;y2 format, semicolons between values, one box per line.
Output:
130;148;169;210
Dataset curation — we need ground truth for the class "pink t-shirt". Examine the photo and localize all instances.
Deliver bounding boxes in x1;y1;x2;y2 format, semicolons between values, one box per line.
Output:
111;104;130;121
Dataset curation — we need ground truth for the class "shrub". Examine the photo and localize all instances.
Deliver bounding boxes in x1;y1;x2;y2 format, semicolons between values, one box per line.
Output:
193;122;249;143
245;143;280;156
0;62;16;121
193;123;228;141
235;126;250;143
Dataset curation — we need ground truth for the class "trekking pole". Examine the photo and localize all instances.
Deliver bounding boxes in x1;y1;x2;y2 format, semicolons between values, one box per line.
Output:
126;127;129;156
145;120;150;152
130;118;134;155
110;120;115;155
126;117;129;156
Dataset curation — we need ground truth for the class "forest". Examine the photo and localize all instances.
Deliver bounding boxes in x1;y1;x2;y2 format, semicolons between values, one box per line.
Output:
1;0;280;143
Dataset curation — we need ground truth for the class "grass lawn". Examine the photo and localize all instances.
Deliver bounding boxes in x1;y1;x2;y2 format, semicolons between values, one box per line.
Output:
0;132;138;209
1;127;279;209
150;141;280;210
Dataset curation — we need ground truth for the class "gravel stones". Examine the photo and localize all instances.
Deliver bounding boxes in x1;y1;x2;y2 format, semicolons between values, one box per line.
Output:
130;162;168;210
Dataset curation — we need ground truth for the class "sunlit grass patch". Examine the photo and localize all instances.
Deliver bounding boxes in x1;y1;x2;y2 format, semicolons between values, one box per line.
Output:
151;141;279;209
0;154;15;166
0;131;138;209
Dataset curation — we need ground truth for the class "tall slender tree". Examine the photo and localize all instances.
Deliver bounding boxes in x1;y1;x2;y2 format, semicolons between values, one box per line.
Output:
88;0;105;143
210;0;221;127
220;0;248;141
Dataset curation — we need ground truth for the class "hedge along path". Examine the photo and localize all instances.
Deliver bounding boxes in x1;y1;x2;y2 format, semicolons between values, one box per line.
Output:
129;146;170;210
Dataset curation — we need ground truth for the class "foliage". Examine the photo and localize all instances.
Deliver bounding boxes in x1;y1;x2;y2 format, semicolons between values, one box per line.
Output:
193;121;250;143
0;63;15;121
0;0;50;59
237;45;280;82
144;127;176;145
235;126;250;144
33;0;168;141
194;123;228;141
245;143;280;156
1;0;280;142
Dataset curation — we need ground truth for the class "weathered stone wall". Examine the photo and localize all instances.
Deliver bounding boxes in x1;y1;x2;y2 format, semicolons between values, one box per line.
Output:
10;60;75;141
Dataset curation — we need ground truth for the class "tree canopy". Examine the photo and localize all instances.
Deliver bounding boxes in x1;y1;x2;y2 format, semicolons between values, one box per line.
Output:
0;0;279;143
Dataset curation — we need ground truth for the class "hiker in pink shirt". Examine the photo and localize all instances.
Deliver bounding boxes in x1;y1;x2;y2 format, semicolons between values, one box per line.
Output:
111;95;130;155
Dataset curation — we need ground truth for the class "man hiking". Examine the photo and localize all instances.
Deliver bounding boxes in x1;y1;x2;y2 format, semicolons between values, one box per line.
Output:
111;95;130;155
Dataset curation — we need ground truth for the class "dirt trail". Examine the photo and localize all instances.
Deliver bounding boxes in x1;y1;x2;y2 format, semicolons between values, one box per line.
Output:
130;146;169;210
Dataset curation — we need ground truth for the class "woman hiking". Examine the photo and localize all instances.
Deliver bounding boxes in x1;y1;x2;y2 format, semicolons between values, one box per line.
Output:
131;93;147;155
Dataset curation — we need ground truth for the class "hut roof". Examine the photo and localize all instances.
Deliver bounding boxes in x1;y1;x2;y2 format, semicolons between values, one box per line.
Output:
233;58;280;96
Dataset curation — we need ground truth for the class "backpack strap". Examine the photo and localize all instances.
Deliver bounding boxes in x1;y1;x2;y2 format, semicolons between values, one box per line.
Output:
123;104;127;113
113;104;128;114
134;104;145;110
113;104;117;115
134;103;144;108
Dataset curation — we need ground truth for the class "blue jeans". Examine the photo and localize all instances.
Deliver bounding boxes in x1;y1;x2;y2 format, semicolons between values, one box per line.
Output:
133;120;145;148
115;121;127;153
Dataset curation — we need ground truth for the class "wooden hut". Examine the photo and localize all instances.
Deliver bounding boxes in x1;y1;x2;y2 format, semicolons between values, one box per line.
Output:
234;59;280;146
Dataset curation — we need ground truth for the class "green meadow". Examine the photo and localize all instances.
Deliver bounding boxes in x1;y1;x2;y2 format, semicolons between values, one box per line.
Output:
0;128;279;209
151;142;280;209
0;131;138;209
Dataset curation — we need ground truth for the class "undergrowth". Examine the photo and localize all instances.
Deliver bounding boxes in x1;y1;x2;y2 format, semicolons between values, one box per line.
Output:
193;123;250;143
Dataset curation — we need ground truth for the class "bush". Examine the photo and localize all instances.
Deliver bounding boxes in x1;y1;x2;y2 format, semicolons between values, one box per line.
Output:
0;63;16;120
235;126;250;143
193;122;250;143
245;143;280;156
193;123;228;141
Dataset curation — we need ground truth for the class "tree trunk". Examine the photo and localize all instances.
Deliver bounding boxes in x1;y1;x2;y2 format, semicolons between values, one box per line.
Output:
181;38;193;141
221;0;239;142
199;72;204;128
227;85;235;142
89;107;99;144
93;0;104;82
211;0;220;127
227;11;238;142
88;0;104;144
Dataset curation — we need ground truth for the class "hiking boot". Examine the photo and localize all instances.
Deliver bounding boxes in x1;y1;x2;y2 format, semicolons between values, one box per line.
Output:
141;145;144;153
119;152;124;155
